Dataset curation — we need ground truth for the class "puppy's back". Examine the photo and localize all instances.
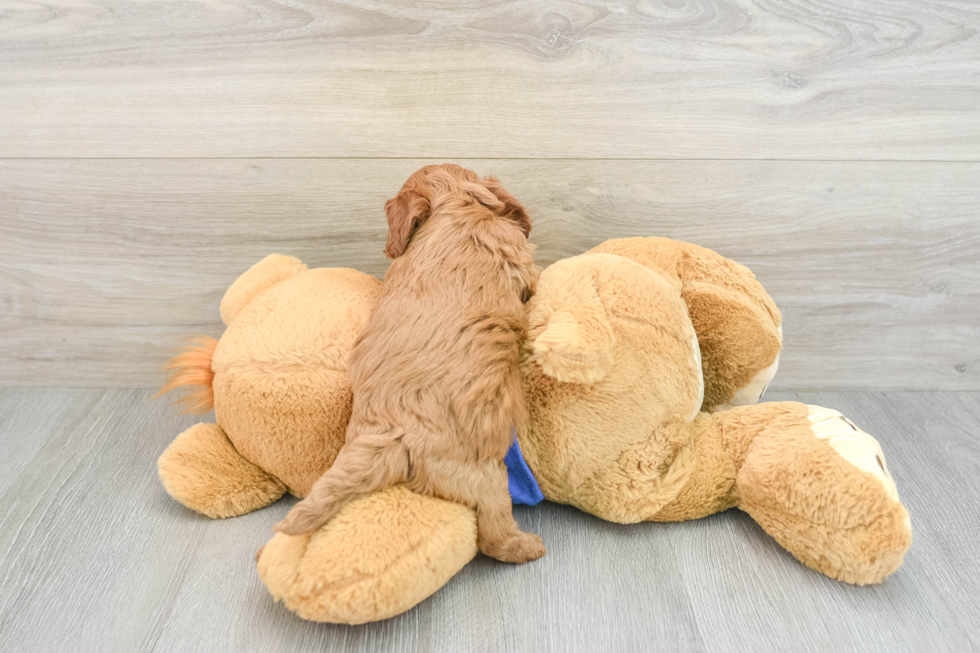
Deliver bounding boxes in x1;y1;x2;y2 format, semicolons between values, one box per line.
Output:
347;202;534;455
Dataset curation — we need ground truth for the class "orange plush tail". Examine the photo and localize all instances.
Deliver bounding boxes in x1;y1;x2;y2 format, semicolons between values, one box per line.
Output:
154;336;218;413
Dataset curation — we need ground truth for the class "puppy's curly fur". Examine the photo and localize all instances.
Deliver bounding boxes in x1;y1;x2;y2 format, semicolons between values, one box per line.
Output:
274;164;544;564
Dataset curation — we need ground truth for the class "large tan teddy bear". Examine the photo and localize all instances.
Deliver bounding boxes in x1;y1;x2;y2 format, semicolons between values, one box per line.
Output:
157;237;912;625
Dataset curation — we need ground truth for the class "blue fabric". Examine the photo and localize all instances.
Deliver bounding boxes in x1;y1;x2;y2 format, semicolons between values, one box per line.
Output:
504;431;544;506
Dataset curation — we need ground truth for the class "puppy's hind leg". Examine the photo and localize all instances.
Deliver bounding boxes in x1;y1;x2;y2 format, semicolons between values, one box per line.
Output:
273;434;407;535
472;462;546;564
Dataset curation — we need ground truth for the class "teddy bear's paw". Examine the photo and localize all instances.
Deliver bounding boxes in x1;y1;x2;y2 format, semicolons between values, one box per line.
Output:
732;352;780;405
158;423;287;519
711;347;781;413
481;531;546;564
805;405;909;533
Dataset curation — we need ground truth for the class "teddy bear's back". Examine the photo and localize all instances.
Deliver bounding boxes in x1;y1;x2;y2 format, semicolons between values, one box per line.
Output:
212;267;382;496
520;254;706;523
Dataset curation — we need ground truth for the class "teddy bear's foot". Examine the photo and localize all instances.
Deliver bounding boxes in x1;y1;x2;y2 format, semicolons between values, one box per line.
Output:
737;403;912;585
257;486;478;624
158;423;287;518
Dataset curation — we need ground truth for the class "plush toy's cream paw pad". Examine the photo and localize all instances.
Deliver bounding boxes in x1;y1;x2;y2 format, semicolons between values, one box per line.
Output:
158;423;287;519
806;406;902;505
709;357;779;414
257;486;477;624
687;326;704;421
730;354;780;407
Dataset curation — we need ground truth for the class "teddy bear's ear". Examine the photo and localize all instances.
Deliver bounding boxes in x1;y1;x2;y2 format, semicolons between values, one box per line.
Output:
384;190;431;259
220;254;308;325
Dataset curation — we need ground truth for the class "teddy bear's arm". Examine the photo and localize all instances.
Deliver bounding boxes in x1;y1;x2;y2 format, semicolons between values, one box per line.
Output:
158;423;287;518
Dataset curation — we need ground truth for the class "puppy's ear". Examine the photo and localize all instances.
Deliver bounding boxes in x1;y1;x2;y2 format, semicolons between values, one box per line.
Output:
384;190;431;259
484;177;531;238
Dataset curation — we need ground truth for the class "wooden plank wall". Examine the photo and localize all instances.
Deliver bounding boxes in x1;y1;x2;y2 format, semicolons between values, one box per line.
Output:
1;0;978;389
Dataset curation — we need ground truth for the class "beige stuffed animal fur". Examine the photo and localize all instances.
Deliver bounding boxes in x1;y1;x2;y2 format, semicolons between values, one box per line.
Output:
157;237;912;624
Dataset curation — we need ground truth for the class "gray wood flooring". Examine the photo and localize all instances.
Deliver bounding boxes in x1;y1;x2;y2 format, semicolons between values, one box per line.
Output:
0;389;977;652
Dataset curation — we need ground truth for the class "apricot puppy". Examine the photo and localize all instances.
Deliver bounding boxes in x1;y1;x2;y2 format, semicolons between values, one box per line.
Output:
274;164;544;563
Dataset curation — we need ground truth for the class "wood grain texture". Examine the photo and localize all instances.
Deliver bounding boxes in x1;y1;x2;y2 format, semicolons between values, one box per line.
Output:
2;159;977;389
1;0;979;159
0;389;977;652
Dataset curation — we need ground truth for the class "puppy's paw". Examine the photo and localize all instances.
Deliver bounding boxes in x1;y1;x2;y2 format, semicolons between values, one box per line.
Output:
484;532;546;564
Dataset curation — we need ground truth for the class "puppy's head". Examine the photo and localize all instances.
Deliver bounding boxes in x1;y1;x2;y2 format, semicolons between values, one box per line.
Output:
383;164;531;259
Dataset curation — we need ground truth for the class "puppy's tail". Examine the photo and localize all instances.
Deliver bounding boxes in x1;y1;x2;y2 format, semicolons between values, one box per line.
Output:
273;434;407;535
153;336;219;414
